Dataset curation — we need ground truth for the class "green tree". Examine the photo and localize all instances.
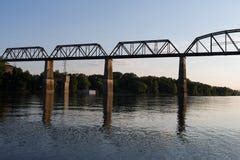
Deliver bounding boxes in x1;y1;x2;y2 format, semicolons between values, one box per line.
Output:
0;60;5;87
69;74;78;94
89;74;104;93
113;72;123;92
77;74;90;90
158;77;177;95
120;73;147;94
141;76;159;94
134;81;148;93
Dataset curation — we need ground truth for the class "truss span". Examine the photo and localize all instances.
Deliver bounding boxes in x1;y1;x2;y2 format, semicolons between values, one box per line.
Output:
109;39;180;58
1;28;240;61
50;43;107;60
185;29;240;56
1;46;48;61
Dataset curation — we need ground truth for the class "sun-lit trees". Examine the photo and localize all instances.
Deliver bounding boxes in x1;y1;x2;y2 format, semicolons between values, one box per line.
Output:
0;64;238;96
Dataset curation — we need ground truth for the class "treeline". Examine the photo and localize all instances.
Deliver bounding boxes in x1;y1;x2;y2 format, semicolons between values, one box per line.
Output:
67;72;178;95
0;61;239;96
0;68;43;92
188;81;239;96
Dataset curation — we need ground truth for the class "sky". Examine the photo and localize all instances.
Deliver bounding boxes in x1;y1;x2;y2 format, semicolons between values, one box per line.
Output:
1;0;240;89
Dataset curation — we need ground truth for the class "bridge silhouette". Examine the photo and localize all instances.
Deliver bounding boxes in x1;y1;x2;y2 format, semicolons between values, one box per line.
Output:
1;29;240;124
2;29;240;61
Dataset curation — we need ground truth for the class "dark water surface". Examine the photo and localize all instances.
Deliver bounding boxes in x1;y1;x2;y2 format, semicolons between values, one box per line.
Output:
0;94;240;160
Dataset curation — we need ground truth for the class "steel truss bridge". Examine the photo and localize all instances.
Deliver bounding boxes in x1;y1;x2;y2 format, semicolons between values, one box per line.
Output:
3;28;240;125
1;29;240;62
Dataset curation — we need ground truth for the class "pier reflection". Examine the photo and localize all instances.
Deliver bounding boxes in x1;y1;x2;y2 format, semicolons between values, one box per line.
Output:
177;95;187;135
102;92;113;132
64;92;69;111
42;93;54;125
103;109;112;129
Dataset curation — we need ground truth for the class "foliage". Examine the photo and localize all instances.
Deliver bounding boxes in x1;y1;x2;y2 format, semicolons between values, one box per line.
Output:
158;77;177;95
141;76;159;94
0;64;238;96
188;81;239;96
0;60;5;86
88;74;103;93
69;74;78;94
77;74;90;90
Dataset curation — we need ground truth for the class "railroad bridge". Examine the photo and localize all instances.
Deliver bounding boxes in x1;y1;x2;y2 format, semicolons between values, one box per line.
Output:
1;29;240;124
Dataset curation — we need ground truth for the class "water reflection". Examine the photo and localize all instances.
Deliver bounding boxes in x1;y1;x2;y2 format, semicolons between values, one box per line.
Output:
103;110;112;129
102;92;113;132
1;93;240;159
0;94;9;121
64;92;69;111
114;95;138;112
177;96;187;135
42;93;54;125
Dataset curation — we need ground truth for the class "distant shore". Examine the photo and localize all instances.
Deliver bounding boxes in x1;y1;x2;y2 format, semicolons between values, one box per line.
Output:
0;61;239;96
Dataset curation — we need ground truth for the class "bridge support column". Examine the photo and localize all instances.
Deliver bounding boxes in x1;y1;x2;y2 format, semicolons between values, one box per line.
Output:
43;91;54;125
43;60;54;125
178;56;187;98
44;60;54;94
64;75;70;95
64;75;70;110
103;58;113;116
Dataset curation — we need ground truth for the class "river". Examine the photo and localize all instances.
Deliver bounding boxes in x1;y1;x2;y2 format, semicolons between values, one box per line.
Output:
0;94;240;159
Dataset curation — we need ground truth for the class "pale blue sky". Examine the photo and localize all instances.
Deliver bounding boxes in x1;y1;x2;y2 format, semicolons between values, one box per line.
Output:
1;0;240;89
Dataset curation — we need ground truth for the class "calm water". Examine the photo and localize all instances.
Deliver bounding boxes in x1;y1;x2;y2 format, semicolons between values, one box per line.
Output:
0;94;240;160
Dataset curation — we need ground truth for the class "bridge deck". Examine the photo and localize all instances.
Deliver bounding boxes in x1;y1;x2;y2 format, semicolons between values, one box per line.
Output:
3;52;240;62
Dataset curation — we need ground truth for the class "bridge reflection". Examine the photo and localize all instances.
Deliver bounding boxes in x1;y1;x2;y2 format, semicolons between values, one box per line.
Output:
4;29;240;129
102;87;113;134
42;91;113;131
64;90;69;111
177;95;187;136
102;108;112;133
42;93;188;135
42;92;54;126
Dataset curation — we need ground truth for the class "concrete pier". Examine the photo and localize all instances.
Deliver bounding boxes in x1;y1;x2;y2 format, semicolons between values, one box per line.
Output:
44;60;54;94
64;92;69;110
64;75;70;94
178;56;187;98
43;60;54;125
64;75;70;110
43;92;54;125
103;58;113;116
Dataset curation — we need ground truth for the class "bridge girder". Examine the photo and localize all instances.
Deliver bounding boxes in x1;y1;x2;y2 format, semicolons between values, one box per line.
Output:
1;46;48;61
50;43;107;59
185;29;240;55
110;39;180;57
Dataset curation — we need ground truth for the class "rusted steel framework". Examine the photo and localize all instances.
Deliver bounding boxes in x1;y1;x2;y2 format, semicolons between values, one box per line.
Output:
185;29;240;56
109;39;180;58
1;46;48;61
50;43;107;60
